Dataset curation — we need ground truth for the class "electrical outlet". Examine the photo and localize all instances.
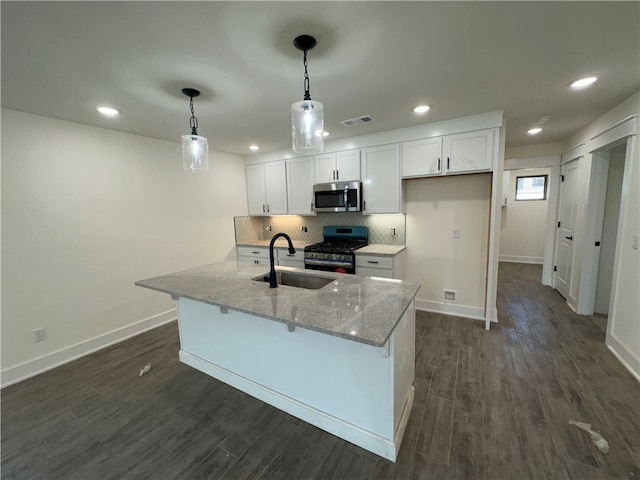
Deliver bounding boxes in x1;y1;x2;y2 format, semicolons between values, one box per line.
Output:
390;228;396;236
452;228;460;238
265;225;272;232
33;327;47;343
300;226;308;232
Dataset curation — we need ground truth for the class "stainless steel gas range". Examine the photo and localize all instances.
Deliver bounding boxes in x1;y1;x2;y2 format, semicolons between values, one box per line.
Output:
303;226;368;274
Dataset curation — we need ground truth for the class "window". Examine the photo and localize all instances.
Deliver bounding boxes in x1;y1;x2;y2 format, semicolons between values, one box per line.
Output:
515;175;548;201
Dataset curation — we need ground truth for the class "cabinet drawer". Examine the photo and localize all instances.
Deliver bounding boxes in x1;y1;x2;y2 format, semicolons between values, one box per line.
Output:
237;246;269;258
356;266;393;278
277;249;305;262
238;257;269;266
355;255;393;270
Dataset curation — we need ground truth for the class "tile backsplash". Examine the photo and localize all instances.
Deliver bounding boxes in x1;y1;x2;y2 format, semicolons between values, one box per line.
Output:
234;214;406;245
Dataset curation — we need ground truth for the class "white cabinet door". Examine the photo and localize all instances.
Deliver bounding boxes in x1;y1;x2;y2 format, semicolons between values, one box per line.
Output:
246;164;268;216
314;153;337;183
287;157;315;215
402;137;442;178
336;150;361;181
442;129;494;174
362;144;402;214
314;150;361;183
264;161;288;215
246;162;288;215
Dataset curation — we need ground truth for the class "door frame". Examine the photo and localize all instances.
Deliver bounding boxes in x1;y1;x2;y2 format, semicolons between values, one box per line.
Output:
575;116;637;315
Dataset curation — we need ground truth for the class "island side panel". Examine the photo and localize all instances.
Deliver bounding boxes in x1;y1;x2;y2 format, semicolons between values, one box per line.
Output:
176;298;396;442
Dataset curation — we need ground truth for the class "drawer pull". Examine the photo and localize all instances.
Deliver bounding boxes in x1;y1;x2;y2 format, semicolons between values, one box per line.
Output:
252;251;260;254
367;260;379;264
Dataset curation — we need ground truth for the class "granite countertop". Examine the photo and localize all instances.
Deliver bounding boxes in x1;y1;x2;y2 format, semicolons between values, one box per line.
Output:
356;244;406;256
136;262;420;348
236;239;317;249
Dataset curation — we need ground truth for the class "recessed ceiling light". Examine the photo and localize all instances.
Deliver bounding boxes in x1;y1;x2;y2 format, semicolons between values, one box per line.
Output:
413;105;430;114
96;106;119;116
570;76;598;89
249;145;260;151
527;127;542;135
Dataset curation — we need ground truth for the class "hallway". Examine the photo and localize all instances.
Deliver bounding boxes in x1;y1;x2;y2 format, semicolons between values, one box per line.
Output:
2;263;639;479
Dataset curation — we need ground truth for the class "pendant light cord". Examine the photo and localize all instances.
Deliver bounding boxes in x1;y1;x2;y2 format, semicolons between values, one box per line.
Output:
188;96;199;135
303;49;311;101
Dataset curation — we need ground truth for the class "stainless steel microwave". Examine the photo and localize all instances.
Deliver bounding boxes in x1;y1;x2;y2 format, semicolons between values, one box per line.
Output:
313;181;362;213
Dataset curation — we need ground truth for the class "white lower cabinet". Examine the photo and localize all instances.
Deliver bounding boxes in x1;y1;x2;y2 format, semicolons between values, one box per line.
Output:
237;246;270;266
356;250;405;279
277;248;305;268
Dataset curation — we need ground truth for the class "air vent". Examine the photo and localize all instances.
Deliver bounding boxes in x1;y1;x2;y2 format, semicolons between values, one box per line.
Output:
341;115;374;127
444;289;456;302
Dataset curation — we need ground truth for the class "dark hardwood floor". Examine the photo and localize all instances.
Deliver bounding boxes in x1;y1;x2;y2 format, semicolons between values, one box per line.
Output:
2;263;639;479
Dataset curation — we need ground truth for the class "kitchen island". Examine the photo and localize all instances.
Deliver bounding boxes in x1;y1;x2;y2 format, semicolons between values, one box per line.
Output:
135;261;420;461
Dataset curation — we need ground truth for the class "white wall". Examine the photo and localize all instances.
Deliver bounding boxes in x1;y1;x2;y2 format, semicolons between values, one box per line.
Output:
499;167;550;264
561;92;639;380
405;174;491;320
1;110;247;386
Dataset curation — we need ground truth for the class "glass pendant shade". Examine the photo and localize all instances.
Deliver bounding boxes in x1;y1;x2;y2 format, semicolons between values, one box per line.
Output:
182;134;209;172
291;99;324;153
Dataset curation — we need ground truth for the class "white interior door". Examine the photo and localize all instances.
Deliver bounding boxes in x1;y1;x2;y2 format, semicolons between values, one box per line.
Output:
554;159;579;299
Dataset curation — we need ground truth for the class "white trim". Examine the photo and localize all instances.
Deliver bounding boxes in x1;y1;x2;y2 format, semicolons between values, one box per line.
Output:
606;338;640;383
504;155;561;170
499;255;544;264
180;350;414;461
589;115;638;149
415;299;494;322
0;310;177;388
562;143;585;162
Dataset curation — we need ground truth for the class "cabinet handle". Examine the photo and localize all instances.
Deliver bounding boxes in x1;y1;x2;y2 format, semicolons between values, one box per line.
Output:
286;254;295;257
336;169;339;180
447;157;450;170
332;169;335;181
252;251;260;254
267;204;270;213
263;204;266;213
565;236;573;241
437;158;441;171
363;201;366;211
367;260;379;264
311;202;314;211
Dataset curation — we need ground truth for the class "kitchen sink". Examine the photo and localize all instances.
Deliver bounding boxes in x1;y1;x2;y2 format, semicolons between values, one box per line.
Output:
252;271;334;290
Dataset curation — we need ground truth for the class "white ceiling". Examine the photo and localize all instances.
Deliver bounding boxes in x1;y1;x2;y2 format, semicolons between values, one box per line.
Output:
2;2;639;156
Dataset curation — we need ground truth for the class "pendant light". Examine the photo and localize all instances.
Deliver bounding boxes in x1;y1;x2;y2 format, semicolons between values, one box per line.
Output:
181;88;209;172
291;35;324;154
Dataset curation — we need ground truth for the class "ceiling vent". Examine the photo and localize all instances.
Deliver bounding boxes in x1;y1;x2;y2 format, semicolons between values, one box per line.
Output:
341;115;374;127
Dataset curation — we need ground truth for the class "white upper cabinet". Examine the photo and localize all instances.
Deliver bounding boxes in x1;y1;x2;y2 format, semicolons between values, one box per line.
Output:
401;128;496;178
246;161;288;216
286;157;316;215
314;150;361;183
443;129;494;174
362;144;402;214
402;137;443;177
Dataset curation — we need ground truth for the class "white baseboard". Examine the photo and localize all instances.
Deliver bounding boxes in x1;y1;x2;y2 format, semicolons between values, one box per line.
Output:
1;310;177;389
606;334;640;383
499;255;544;264
415;299;488;321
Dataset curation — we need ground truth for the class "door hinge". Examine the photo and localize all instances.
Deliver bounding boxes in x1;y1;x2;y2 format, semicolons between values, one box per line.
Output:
595;241;601;246
553;265;557;272
560;175;565;182
557;221;561;228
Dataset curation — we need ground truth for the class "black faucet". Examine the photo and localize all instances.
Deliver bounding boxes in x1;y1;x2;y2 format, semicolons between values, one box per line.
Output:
269;233;296;288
